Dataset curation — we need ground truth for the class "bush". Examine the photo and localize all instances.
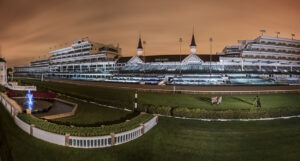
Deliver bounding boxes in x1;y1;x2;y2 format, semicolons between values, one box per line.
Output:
138;104;172;115
172;107;300;119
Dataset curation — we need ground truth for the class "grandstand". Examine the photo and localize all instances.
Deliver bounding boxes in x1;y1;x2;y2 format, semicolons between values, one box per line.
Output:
14;33;300;85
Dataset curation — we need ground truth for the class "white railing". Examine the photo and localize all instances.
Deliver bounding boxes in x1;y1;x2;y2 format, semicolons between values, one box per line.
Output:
5;85;37;91
114;126;143;145
0;93;158;148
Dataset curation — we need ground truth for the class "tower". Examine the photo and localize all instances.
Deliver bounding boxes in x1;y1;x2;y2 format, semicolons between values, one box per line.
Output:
137;34;143;56
190;32;197;54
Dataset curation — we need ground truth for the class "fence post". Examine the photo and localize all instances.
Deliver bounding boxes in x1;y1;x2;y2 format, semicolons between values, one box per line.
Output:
110;133;115;146
140;123;145;135
65;133;70;146
30;124;35;136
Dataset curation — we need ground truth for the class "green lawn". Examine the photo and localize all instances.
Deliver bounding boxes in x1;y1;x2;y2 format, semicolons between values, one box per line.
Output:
53;96;132;125
139;92;300;110
18;79;300;119
1;104;300;161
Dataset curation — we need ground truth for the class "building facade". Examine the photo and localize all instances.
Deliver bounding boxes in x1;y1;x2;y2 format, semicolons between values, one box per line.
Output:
14;34;300;85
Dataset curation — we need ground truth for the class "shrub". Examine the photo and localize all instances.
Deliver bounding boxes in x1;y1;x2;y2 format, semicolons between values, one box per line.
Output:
138;104;172;115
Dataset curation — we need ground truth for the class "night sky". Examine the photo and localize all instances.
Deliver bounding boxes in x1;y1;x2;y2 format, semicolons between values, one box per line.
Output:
0;0;299;67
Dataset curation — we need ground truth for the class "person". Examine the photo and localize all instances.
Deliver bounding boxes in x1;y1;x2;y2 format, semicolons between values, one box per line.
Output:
256;95;261;109
211;96;218;105
217;96;222;104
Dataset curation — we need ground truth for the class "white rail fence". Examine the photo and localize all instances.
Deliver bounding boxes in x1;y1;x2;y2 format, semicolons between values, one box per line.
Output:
0;93;158;148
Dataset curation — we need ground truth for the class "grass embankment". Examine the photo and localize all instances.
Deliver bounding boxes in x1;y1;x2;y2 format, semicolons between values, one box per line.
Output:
1;104;300;161
18;79;300;118
51;96;136;126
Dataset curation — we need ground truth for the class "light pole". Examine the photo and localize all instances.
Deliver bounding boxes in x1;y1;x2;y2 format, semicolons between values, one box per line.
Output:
179;37;183;75
143;40;146;77
260;29;266;36
209;37;213;80
291;33;295;40
276;32;280;38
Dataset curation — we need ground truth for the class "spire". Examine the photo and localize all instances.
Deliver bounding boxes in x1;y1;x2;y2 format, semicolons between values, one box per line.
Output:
137;33;143;56
189;28;197;54
190;33;197;47
137;34;143;49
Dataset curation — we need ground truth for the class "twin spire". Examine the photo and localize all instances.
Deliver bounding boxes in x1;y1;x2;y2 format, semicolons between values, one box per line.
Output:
136;30;197;56
137;34;143;56
137;34;143;50
190;32;197;54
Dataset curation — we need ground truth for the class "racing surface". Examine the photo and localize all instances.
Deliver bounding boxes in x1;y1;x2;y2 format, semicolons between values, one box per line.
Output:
39;78;300;94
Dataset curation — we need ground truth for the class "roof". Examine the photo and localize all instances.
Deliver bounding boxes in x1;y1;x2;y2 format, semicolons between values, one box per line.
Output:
143;54;188;62
116;56;132;63
0;58;6;63
190;34;197;46
116;54;220;64
197;54;220;62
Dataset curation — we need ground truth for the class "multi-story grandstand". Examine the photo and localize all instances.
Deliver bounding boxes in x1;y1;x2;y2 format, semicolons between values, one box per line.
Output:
14;33;300;85
14;39;121;80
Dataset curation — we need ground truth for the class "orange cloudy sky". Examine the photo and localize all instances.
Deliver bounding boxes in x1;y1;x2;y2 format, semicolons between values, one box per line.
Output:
0;0;299;67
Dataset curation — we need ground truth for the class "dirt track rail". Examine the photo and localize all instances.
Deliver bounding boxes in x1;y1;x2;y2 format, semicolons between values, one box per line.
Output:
19;77;300;94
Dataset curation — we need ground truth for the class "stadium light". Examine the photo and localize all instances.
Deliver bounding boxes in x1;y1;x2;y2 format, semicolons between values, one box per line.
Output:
276;32;280;38
291;33;295;40
260;29;266;36
209;37;213;80
179;37;183;74
179;37;183;54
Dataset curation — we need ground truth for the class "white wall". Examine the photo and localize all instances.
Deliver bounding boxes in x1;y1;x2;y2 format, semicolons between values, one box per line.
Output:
0;93;158;148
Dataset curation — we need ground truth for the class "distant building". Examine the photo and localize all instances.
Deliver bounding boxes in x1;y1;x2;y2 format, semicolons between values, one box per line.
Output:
14;39;121;80
14;33;300;85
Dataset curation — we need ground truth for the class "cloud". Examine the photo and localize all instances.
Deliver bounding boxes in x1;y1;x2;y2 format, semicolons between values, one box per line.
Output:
0;0;299;67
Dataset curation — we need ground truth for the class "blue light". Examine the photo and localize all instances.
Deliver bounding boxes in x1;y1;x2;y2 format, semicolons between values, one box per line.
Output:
26;90;34;110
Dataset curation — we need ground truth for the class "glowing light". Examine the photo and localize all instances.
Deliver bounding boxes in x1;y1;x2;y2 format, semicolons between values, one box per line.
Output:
26;90;34;110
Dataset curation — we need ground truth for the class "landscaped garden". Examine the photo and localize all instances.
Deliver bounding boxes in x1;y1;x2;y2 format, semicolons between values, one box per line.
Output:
1;79;300;161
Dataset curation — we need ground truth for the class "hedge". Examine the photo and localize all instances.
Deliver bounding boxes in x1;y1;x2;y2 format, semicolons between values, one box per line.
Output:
138;104;172;115
172;107;300;119
18;113;154;136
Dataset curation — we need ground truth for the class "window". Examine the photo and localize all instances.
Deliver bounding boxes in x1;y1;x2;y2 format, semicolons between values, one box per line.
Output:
69;139;73;146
